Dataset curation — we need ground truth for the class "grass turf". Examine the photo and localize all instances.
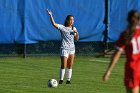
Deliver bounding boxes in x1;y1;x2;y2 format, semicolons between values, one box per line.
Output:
0;56;125;93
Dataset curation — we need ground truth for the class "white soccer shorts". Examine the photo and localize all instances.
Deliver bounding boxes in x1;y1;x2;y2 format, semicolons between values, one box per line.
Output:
60;48;75;58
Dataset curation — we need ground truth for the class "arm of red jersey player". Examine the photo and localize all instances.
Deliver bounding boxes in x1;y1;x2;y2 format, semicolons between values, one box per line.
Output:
73;30;79;41
103;49;123;81
47;9;59;28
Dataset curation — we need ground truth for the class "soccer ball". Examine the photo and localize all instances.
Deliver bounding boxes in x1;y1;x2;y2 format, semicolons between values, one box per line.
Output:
48;79;58;88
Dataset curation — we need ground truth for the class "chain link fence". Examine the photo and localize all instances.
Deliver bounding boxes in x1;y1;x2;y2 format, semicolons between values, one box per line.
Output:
0;41;110;57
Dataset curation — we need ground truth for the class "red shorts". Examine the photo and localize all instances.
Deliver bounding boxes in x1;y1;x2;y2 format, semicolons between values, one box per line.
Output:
125;71;140;88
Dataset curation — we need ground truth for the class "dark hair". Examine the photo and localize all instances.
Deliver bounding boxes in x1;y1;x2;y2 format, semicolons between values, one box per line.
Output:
64;15;74;27
125;10;140;45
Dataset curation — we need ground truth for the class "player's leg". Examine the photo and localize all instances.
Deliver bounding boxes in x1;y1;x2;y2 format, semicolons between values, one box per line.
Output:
66;53;75;84
59;56;68;84
126;86;139;93
67;54;74;69
59;49;68;84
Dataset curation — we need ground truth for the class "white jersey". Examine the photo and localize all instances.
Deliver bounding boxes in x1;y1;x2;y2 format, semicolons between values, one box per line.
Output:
58;24;76;50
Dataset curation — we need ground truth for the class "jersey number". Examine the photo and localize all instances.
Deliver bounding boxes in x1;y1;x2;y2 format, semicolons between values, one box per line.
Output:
131;37;140;54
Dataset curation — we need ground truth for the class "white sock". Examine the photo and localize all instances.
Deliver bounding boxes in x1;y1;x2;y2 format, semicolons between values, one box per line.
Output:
60;69;65;80
66;69;72;81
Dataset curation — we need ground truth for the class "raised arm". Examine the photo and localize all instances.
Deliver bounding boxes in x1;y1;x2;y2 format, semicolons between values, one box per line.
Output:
47;9;58;28
103;49;123;81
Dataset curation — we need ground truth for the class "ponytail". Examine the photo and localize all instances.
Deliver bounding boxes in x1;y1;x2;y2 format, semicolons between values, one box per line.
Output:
125;10;140;45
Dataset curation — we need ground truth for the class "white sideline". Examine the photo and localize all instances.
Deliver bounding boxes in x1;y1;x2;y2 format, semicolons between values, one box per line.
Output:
89;59;110;63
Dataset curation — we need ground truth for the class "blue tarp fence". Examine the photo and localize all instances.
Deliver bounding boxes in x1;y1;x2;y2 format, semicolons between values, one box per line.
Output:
0;0;140;44
108;0;140;42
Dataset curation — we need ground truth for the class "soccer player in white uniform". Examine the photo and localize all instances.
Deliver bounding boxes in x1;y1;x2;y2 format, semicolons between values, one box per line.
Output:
47;9;79;84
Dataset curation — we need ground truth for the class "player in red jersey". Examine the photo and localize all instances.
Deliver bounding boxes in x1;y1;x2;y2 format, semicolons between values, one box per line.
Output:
103;10;140;93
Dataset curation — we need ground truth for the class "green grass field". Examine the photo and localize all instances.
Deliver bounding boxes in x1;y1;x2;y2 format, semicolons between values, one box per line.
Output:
0;56;126;93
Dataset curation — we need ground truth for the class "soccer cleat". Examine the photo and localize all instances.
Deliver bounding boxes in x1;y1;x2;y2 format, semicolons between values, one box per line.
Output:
66;80;71;84
59;80;63;84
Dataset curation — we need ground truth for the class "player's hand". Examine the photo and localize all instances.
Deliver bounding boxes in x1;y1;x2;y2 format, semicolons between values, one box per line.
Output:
47;9;52;16
103;71;110;81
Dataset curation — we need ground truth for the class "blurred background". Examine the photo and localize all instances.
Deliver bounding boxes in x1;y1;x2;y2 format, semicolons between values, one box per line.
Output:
0;0;140;57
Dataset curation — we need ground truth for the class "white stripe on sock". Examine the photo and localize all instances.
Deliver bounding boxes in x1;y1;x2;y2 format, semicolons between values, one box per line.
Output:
60;69;65;80
66;69;72;81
